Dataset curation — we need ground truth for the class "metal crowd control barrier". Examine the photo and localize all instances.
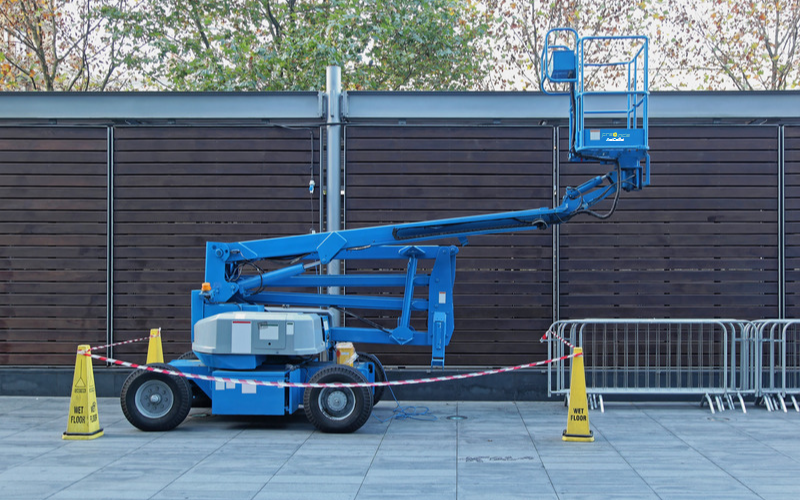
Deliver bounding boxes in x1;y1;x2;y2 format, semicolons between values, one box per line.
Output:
546;319;753;414
749;320;800;413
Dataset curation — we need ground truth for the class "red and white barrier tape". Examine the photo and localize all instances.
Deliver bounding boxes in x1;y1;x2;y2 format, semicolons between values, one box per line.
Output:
540;328;576;350
85;334;155;352
80;339;581;389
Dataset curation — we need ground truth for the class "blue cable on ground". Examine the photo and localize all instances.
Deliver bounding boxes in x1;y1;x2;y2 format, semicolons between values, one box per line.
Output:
370;368;437;423
371;386;438;423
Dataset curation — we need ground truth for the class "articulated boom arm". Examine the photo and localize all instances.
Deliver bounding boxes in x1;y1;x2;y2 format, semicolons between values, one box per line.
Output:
193;29;650;368
195;163;637;367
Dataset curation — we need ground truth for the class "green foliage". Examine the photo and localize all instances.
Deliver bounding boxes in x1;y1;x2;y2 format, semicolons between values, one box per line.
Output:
104;0;491;91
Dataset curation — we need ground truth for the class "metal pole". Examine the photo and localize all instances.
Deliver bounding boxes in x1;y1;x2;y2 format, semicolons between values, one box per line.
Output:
779;125;786;319
552;126;560;324
106;126;115;362
326;66;342;326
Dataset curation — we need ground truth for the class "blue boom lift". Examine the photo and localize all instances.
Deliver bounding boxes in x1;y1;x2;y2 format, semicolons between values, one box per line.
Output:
120;29;650;433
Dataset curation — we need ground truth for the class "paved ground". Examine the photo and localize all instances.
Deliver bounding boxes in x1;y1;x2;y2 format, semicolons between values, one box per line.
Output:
0;395;799;500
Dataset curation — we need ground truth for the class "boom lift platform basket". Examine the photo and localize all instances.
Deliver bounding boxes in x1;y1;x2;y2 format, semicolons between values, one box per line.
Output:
120;29;651;434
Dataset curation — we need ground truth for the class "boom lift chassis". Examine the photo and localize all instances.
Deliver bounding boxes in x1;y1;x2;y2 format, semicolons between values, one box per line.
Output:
121;29;650;433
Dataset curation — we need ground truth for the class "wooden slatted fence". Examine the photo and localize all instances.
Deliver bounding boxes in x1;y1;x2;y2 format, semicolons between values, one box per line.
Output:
0;128;108;364
0;123;793;366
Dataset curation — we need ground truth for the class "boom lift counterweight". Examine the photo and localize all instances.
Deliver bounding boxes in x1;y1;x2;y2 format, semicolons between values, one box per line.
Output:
121;29;650;433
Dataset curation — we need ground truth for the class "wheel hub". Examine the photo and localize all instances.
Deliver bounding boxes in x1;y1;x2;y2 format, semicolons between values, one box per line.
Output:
326;390;348;412
135;379;174;419
319;387;355;421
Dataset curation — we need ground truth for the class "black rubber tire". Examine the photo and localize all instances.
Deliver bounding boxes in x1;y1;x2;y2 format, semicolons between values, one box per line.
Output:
303;365;373;433
121;363;192;432
357;352;386;405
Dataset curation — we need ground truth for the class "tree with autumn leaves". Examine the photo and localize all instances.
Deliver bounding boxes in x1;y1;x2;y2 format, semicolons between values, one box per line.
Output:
489;0;799;91
0;0;798;92
649;0;800;90
0;0;135;90
485;0;647;90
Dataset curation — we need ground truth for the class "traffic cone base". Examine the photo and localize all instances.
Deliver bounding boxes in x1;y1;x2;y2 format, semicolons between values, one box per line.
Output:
563;347;594;442
63;428;105;440
146;328;164;364
63;345;104;440
562;429;594;442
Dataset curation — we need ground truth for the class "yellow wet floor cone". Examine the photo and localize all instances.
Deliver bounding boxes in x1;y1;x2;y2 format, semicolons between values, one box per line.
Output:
146;328;164;364
563;347;594;442
63;345;103;440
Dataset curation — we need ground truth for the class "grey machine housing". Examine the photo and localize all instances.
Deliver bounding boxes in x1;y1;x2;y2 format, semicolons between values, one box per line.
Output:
192;311;328;369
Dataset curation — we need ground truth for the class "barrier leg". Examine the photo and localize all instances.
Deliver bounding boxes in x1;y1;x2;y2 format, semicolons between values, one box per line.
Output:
736;393;747;414
703;393;716;414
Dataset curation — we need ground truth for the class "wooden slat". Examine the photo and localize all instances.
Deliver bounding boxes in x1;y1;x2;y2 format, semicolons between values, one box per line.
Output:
0;151;106;163
115;127;321;140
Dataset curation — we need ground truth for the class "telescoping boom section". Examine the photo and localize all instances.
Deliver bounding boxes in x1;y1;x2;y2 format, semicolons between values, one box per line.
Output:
195;30;650;368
